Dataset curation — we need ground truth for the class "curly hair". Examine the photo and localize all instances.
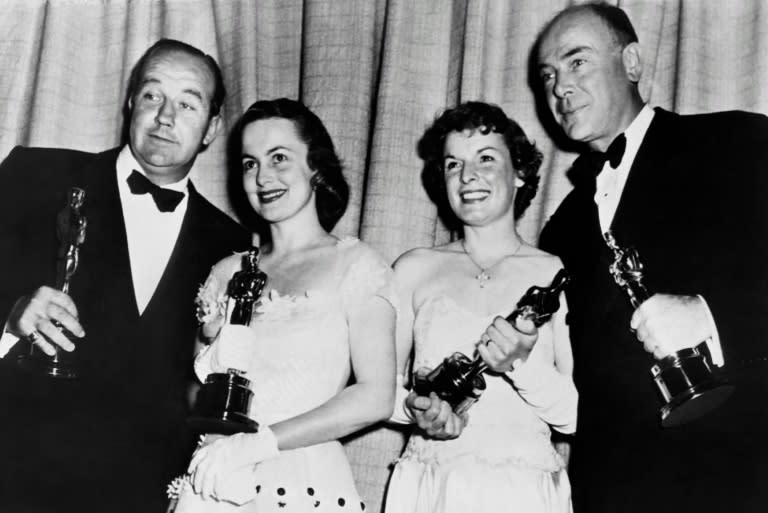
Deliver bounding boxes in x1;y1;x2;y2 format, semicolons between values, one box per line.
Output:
228;98;349;233
418;101;543;230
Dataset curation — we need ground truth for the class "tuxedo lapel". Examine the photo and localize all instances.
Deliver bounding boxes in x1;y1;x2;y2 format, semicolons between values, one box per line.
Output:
608;109;699;295
141;182;204;320
78;149;140;320
565;174;627;321
610;109;676;238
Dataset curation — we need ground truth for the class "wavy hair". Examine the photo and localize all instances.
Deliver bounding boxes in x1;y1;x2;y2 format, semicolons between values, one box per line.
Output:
418;101;543;231
228;98;349;233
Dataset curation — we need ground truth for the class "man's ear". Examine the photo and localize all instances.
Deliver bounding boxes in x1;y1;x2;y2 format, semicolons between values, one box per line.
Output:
202;114;223;146
622;42;643;83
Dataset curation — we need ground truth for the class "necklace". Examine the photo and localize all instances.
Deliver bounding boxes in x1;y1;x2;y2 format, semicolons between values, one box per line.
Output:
460;239;522;288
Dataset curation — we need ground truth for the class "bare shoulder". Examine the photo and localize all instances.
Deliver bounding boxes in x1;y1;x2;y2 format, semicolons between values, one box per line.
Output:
339;238;397;271
393;245;449;286
519;243;566;277
393;246;439;271
211;251;247;278
523;243;563;262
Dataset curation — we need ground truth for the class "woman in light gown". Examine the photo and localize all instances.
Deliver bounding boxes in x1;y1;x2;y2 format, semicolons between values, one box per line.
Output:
173;98;396;513
385;102;577;513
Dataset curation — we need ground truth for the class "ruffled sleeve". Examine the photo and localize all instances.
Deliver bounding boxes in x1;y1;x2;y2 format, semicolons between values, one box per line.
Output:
507;359;578;435
192;253;246;381
338;238;397;316
194;269;228;326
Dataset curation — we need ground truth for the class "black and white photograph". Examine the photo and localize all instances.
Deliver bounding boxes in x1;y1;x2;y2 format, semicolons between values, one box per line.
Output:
0;1;765;512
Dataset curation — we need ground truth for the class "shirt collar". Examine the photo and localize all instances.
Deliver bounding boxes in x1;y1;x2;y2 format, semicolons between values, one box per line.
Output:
620;104;655;171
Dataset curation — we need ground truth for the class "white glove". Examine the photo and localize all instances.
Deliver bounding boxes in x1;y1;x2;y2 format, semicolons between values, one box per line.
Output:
188;427;280;504
388;374;415;425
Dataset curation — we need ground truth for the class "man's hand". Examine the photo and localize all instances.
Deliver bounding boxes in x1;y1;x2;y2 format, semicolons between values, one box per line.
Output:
476;316;538;373
630;293;710;360
7;286;84;354
405;383;467;440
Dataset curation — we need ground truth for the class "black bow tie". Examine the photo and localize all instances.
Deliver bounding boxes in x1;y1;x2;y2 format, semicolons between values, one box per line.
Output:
573;133;627;179
569;134;627;191
126;170;185;212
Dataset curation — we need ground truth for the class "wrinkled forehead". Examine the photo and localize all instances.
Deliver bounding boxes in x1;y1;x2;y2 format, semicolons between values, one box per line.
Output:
139;49;216;99
538;11;616;63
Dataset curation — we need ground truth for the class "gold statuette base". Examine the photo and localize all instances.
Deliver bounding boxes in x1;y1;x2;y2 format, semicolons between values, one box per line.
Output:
17;344;78;379
652;346;734;428
188;370;259;434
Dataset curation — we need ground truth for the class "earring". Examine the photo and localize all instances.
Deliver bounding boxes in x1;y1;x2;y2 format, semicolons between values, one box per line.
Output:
515;177;525;188
310;173;324;190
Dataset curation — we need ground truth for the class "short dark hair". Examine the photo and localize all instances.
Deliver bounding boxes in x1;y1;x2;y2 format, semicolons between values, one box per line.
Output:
126;38;225;117
229;98;349;232
121;39;225;144
418;101;543;230
543;2;639;48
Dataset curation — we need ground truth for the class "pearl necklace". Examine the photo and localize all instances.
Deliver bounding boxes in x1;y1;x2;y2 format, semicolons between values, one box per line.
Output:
460;239;522;288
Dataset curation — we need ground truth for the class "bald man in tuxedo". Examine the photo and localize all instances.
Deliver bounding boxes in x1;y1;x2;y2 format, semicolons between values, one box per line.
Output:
536;4;768;513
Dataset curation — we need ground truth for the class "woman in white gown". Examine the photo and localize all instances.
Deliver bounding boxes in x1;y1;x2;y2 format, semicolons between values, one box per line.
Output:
385;102;577;513
173;98;396;512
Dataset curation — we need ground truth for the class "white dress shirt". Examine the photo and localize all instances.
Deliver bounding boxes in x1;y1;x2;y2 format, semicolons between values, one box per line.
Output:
594;105;723;366
116;146;189;314
595;105;655;233
0;145;189;357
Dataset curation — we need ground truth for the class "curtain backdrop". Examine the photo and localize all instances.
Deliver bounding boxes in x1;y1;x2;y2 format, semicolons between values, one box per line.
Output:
2;0;766;510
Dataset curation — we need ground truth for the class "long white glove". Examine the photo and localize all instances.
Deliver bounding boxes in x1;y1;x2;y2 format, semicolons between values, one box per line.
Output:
188;427;280;505
387;374;415;425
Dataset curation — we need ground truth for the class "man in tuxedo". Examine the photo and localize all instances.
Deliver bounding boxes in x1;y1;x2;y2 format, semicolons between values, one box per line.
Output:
535;3;768;512
0;39;249;512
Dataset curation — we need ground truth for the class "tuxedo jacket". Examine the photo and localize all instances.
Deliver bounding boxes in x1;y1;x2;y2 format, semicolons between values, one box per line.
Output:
540;108;768;513
0;146;250;513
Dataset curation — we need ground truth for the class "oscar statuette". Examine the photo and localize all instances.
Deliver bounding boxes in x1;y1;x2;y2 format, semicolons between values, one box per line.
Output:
17;187;87;379
604;230;734;427
188;247;267;434
413;269;570;414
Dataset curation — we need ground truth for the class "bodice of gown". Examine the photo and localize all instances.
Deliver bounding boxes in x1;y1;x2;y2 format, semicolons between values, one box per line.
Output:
194;238;395;427
199;289;351;427
404;294;569;472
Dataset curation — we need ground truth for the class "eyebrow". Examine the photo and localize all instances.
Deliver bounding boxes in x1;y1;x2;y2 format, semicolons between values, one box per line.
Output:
562;45;592;59
183;88;204;102
138;78;204;102
444;146;501;159
267;145;291;154
241;145;293;159
539;45;592;69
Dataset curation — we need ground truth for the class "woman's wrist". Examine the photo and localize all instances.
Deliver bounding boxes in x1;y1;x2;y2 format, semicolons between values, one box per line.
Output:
198;322;222;345
388;375;415;424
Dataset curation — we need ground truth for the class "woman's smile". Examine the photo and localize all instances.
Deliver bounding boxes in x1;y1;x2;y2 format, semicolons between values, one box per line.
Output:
257;189;287;204
459;189;491;203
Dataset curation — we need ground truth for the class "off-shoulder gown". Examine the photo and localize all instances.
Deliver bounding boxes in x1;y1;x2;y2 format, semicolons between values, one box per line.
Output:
385;284;577;513
175;238;395;513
